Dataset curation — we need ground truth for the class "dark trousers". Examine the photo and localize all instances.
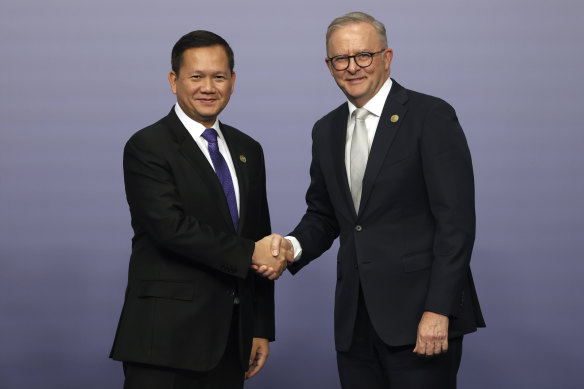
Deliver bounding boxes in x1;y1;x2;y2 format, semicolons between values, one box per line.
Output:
122;306;244;389
337;290;463;389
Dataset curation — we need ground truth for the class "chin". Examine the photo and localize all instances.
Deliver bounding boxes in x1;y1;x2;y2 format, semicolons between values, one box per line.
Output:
346;92;366;102
345;86;366;97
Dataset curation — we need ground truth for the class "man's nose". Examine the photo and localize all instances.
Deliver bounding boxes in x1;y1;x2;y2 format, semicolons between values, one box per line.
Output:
347;57;360;73
201;78;214;92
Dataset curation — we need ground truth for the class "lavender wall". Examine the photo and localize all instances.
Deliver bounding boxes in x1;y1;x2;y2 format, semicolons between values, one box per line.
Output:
1;0;583;387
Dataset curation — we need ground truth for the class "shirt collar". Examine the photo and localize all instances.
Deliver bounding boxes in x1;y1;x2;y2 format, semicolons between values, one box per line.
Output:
347;77;393;118
174;103;223;140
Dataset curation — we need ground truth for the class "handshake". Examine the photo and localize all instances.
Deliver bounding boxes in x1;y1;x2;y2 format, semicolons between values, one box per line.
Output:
251;234;294;280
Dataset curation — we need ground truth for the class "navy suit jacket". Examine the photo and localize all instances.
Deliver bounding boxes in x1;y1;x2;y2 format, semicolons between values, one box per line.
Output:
110;108;274;371
289;80;485;351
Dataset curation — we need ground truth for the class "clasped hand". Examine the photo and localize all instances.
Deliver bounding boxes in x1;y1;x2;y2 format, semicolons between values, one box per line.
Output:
250;234;294;280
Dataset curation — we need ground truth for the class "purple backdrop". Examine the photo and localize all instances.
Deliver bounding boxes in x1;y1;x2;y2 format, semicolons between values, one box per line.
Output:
1;0;583;387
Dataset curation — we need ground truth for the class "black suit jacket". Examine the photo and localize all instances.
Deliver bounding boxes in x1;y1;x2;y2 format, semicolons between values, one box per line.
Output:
289;80;485;351
110;108;274;371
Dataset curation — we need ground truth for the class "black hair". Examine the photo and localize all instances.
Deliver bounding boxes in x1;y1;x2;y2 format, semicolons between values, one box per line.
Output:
171;30;234;75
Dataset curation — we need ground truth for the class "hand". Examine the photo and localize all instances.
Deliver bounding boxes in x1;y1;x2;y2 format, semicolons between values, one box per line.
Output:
246;337;269;379
270;234;294;263
413;311;449;356
251;234;288;280
252;234;294;279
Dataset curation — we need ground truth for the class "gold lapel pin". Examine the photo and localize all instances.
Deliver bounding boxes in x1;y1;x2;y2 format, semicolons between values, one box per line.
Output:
239;155;247;163
390;114;399;123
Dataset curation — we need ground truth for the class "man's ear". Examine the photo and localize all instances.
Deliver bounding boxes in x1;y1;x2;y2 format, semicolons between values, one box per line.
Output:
230;71;236;94
383;49;394;71
169;71;177;94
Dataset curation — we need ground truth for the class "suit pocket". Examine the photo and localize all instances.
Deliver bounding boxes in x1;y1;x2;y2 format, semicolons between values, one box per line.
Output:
402;251;433;272
136;280;196;301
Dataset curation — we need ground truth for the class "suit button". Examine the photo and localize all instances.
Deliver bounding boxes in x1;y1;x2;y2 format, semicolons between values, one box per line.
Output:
355;225;362;232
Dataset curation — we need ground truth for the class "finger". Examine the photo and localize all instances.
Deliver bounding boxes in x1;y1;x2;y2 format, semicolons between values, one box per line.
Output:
269;267;285;280
257;270;270;277
282;239;295;262
413;338;424;355
441;337;448;353
246;361;260;379
254;346;268;372
423;340;434;356
248;348;257;370
246;344;268;379
270;234;282;256
246;358;258;379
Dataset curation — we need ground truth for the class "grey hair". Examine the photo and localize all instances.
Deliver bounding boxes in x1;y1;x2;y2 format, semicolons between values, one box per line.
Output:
326;12;388;53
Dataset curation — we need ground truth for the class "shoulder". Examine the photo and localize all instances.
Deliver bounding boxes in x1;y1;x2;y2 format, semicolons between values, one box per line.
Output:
315;102;347;127
126;106;188;144
220;122;264;153
124;111;179;153
397;82;456;115
310;102;348;141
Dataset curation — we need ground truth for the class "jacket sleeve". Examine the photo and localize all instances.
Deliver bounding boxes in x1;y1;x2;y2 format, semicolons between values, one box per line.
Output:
251;145;275;340
288;122;340;274
420;99;476;316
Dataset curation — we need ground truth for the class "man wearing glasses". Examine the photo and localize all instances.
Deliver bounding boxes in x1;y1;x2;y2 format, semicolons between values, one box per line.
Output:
265;11;485;388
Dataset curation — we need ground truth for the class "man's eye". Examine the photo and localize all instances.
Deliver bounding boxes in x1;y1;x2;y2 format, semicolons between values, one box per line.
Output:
191;75;201;79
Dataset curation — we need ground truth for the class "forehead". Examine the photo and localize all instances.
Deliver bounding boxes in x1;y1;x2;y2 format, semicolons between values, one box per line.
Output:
180;45;230;71
327;22;381;54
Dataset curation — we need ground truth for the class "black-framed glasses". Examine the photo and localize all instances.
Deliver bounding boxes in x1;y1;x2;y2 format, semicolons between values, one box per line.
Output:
327;50;386;71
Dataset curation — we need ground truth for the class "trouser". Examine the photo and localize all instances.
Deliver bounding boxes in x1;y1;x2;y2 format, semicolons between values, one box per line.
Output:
337;289;463;389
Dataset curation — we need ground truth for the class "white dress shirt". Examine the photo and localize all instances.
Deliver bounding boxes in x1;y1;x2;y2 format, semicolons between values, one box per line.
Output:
174;103;240;215
287;78;393;261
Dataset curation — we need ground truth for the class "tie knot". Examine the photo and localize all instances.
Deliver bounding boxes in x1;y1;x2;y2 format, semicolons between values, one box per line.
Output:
353;108;369;121
202;128;218;143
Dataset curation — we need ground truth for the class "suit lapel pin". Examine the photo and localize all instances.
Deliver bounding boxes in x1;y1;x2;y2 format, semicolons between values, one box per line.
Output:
239;155;247;163
390;114;399;123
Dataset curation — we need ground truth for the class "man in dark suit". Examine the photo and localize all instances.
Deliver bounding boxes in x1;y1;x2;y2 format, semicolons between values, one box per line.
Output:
110;30;288;389
264;12;485;389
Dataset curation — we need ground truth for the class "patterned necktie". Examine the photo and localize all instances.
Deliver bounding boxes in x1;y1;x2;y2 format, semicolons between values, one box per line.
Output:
350;108;370;212
201;128;238;232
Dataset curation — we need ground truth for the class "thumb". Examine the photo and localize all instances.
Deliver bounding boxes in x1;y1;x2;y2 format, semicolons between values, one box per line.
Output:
270;234;282;256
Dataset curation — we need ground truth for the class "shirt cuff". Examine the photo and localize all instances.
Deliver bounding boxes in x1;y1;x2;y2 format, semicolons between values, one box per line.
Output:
285;236;302;262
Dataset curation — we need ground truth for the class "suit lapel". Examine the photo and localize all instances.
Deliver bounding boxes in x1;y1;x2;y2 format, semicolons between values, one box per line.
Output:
330;104;357;218
166;110;236;232
359;81;409;214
